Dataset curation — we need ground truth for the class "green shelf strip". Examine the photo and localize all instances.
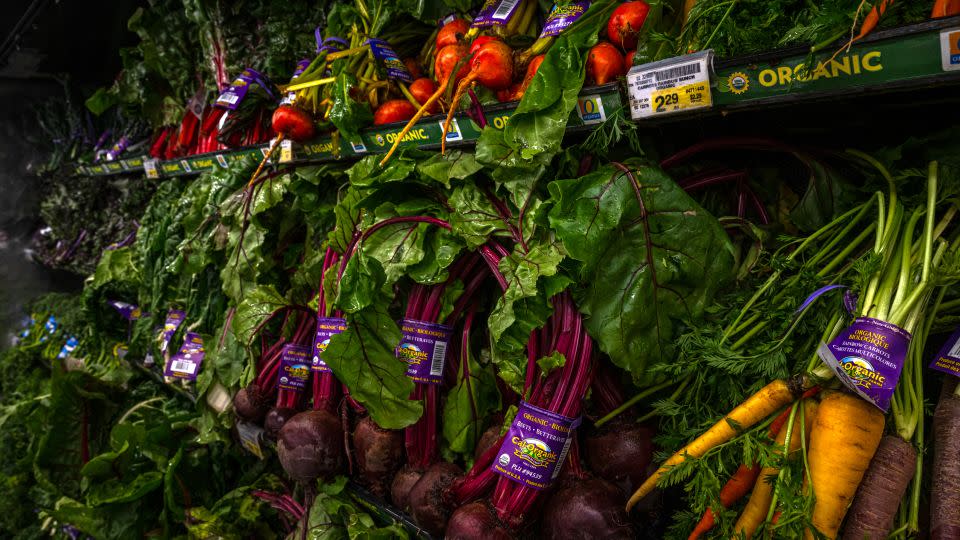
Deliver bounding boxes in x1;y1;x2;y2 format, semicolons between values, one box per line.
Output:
712;17;960;108
72;83;623;178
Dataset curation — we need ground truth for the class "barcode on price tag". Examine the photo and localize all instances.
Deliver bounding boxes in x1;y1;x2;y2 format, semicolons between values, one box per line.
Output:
144;159;160;179
626;50;714;120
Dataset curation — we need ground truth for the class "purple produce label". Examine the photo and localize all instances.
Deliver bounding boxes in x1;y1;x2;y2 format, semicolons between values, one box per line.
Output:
215;68;272;110
472;0;522;28
365;38;414;83
164;331;204;380
817;317;912;411
108;300;142;321
278;344;311;392
312;317;346;373
281;59;313;105
396;319;452;385
930;326;960;377
539;2;590;37
160;309;186;352
492;401;580;490
319;36;348;54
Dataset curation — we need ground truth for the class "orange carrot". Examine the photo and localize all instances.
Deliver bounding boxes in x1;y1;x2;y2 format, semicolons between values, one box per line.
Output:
627;379;800;511
734;400;817;539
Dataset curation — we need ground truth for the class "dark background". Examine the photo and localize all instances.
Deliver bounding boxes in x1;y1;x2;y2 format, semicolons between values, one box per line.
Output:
0;0;144;340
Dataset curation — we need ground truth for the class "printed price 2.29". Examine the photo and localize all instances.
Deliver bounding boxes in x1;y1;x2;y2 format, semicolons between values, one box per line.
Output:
654;92;680;112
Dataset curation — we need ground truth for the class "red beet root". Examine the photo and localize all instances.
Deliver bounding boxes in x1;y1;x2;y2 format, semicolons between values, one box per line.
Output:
474;425;502;462
271;105;315;142
374;100;417;125
264;407;297;439
409;78;440;113
445;501;515;540
435;43;471;85
233;384;271;423
408;461;462;535
584;420;655;495
542;477;636;539
352;416;404;498
277;409;345;484
587;42;626;85
436;18;470;51
391;466;424;511
607;1;651;51
403;57;423;79
442;40;514;152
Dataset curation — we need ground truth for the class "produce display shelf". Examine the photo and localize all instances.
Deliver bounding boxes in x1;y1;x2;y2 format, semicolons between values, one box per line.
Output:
73;83;623;179
709;16;960;113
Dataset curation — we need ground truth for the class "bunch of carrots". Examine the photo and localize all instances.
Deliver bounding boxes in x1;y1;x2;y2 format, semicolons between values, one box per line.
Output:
625;155;960;539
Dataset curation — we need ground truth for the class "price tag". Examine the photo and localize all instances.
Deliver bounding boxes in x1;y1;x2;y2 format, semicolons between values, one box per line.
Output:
279;139;294;163
941;28;960;71
180;159;192;173
626;50;714;120
144;159;160;179
216;154;229;168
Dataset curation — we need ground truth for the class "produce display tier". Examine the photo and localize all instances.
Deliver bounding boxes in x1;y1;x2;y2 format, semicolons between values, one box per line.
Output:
72;16;960;178
74;82;624;178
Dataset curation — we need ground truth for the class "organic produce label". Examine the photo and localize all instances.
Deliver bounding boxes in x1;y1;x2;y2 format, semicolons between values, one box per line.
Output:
159;309;186;352
281;59;312;105
472;0;522;28
278;344;310;392
312;317;346;373
930;326;960;377
164;331;205;380
817;317;912;411
396;319;452;385
492;401;580;490
57;336;79;359
626;51;713;119
216;68;272;110
539;1;590;37
108;300;142;321
365;39;414;83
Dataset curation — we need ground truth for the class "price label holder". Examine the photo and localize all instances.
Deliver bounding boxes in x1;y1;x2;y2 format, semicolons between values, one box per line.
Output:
626;50;714;120
279;139;294;163
144;158;160;179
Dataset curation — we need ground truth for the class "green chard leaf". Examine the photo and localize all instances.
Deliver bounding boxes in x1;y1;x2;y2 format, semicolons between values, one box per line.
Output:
322;306;421;429
548;161;735;382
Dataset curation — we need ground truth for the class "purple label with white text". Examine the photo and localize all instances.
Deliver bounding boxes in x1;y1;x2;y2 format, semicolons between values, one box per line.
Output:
365;39;414;83
278;344;311;392
312;317;346;372
216;68;272;110
539;2;590;37
58;336;79;359
492;401;580;490
164;331;204;380
160;309;186;352
396;319;452;385
472;0;522;28
818;317;912;411
108;300;142;321
930;326;960;377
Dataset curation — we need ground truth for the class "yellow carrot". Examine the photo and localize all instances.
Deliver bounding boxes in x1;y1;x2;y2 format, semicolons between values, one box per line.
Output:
735;400;818;538
805;391;885;539
626;379;798;511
